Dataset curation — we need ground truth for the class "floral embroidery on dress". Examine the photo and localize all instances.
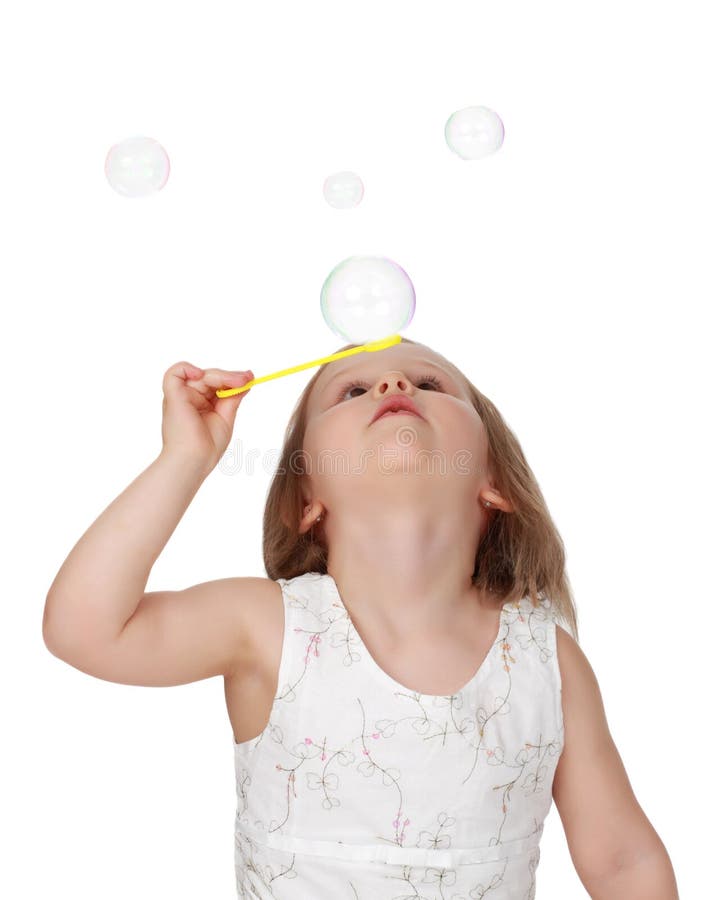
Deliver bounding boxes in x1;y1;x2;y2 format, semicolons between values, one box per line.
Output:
234;572;564;898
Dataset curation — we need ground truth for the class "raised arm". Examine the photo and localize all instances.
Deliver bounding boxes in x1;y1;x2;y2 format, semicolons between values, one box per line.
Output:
43;361;254;658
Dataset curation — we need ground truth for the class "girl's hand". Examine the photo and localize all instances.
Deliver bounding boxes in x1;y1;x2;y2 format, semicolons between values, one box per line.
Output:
160;361;253;473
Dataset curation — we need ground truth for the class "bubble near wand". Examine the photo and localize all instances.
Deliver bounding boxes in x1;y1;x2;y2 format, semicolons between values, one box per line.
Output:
217;254;416;398
216;334;402;398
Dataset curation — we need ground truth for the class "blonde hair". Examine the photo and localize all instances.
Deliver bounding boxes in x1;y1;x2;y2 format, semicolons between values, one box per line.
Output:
262;337;579;643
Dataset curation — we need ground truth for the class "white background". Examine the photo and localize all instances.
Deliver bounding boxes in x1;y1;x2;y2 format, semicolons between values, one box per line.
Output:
2;1;698;897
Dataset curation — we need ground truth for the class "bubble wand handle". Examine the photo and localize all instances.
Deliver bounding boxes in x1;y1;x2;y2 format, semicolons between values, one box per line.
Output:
216;334;402;398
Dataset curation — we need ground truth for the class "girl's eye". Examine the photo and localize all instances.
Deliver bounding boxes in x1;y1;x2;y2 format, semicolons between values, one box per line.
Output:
334;373;444;403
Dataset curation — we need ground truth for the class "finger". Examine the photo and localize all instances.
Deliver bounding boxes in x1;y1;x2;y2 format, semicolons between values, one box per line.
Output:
163;361;204;395
214;375;255;405
197;368;251;387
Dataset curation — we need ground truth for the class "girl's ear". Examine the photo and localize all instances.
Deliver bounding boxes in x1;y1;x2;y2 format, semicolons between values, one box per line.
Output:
299;502;324;534
298;503;314;534
483;488;514;514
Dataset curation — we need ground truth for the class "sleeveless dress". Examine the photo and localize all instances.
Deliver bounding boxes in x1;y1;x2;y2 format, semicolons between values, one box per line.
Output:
233;571;564;899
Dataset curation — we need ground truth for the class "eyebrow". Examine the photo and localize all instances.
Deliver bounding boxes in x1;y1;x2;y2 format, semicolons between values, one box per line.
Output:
317;359;457;399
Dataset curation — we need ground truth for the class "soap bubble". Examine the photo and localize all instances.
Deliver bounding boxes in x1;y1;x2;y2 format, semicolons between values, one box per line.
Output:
320;256;416;344
104;136;170;197
445;106;504;160
323;171;364;209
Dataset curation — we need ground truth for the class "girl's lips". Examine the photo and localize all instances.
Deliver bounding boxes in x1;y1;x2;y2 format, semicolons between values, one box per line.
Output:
369;396;425;424
374;409;422;421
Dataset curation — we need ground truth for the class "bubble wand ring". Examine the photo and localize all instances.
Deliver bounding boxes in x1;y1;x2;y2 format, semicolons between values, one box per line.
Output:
216;334;402;398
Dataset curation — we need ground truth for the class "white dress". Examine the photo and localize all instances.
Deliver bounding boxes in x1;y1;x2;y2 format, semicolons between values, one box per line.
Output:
234;571;564;899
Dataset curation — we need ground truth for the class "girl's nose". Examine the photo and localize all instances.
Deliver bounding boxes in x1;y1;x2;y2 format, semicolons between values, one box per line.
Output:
374;372;413;395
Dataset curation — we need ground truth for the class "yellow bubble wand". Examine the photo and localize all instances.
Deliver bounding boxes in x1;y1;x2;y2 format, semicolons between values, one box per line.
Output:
216;333;402;398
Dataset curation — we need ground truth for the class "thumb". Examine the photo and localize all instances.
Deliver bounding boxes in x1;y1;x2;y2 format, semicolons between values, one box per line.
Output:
216;370;253;399
215;370;254;417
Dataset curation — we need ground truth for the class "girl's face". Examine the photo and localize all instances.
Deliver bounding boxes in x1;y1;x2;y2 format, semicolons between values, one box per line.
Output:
302;344;491;501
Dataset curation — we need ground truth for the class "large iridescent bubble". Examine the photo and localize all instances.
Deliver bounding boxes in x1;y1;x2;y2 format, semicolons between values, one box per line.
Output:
104;136;170;197
320;256;416;344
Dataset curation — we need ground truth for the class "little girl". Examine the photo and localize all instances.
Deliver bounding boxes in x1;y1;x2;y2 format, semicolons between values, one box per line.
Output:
43;337;678;899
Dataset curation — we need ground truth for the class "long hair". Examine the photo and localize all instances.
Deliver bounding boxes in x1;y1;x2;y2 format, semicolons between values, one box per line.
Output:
262;337;579;642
